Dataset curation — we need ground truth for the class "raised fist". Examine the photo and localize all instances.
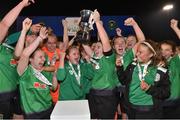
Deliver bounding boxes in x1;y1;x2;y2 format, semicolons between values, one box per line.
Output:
116;27;122;36
92;9;100;23
170;19;178;29
22;17;32;32
124;17;137;26
21;0;35;7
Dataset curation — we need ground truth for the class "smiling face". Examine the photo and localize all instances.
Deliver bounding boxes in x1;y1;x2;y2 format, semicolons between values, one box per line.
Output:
136;44;154;63
113;37;126;56
126;35;137;50
67;47;80;65
94;42;103;58
91;42;96;52
161;43;174;60
30;49;45;70
46;35;57;52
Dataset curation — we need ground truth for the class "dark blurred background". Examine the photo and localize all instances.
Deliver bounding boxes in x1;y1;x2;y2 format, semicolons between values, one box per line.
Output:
1;0;180;44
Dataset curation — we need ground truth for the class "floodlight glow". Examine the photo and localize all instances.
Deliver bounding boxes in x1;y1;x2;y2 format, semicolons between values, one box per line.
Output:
163;4;173;11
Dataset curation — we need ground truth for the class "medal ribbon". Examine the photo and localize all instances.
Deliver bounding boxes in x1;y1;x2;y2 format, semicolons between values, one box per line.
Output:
137;60;151;81
68;62;81;85
31;65;52;86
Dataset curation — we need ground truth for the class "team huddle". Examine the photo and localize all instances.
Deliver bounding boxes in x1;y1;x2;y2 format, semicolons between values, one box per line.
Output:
0;0;180;119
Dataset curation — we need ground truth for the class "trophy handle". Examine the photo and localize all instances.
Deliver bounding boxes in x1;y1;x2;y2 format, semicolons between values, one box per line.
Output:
88;13;95;30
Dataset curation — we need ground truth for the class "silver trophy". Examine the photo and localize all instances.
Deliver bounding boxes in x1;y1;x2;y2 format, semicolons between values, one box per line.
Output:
74;9;94;44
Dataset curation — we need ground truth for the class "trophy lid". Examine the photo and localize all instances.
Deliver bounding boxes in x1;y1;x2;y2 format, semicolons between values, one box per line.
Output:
80;9;93;22
80;9;93;14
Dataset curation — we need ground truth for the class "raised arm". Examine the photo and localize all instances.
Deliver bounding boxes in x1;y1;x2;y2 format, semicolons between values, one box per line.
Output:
124;17;145;42
93;10;111;52
14;17;32;59
170;19;180;39
82;44;94;57
62;19;69;49
116;27;122;37
58;39;67;69
0;0;35;43
124;17;145;54
56;50;66;81
17;27;48;75
68;35;76;47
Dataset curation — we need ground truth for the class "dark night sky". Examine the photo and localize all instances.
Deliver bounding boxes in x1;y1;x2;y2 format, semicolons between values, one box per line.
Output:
1;0;180;44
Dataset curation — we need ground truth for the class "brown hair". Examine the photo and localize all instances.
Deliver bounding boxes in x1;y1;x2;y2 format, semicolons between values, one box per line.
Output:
30;48;43;59
66;45;79;55
141;39;167;67
112;36;126;46
43;33;58;46
160;40;176;54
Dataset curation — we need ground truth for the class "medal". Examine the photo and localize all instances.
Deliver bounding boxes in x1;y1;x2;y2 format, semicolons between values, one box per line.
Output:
68;62;81;85
90;58;100;69
137;60;151;82
31;65;52;86
95;65;100;69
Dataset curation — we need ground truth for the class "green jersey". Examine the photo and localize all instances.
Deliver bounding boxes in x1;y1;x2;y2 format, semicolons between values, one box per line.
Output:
57;61;94;100
129;64;157;105
117;49;135;84
122;49;156;105
6;31;32;45
168;55;180;100
91;52;120;89
79;59;92;94
123;49;135;70
0;44;18;93
6;32;21;45
19;65;53;114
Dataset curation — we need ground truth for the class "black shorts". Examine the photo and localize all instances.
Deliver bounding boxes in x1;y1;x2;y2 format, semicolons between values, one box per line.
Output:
0;90;18;119
162;99;180;119
24;106;54;119
0;99;14;119
127;105;162;119
12;88;23;115
88;88;119;119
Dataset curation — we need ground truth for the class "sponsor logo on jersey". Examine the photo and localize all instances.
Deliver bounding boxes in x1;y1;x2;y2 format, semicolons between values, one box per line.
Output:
34;82;47;89
10;58;18;66
34;82;40;88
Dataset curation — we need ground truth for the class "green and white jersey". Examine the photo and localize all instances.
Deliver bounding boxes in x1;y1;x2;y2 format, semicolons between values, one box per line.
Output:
0;44;18;93
19;65;53;114
79;59;92;94
91;52;120;90
123;48;135;70
129;64;157;105
168;55;180;100
57;61;94;100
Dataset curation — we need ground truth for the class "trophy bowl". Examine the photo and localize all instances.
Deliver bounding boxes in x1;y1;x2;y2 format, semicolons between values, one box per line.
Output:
79;9;93;31
80;10;93;22
74;9;94;44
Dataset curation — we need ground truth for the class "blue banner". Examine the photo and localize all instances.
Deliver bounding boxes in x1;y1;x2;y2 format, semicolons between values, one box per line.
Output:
17;16;136;37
